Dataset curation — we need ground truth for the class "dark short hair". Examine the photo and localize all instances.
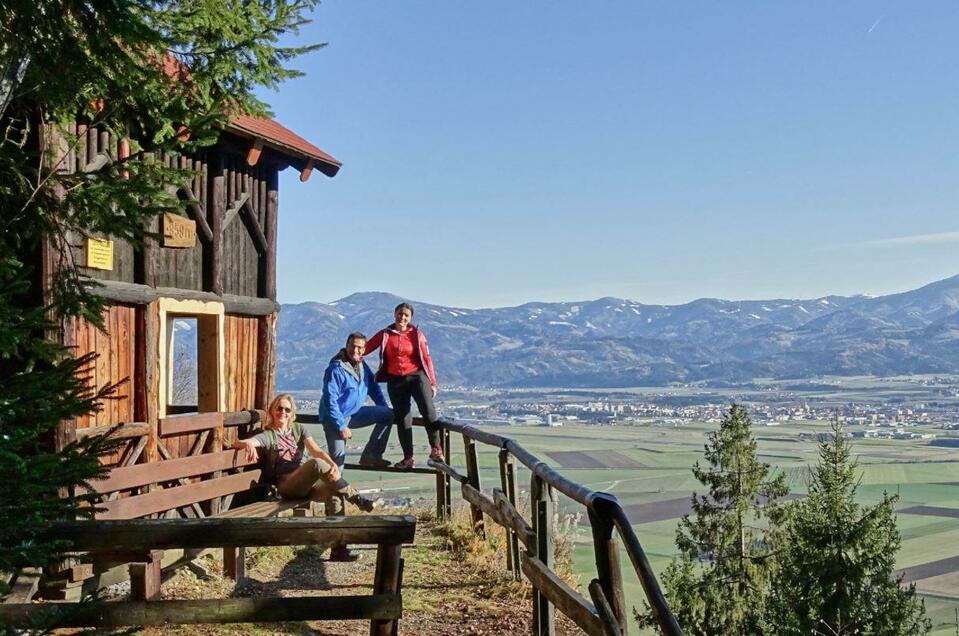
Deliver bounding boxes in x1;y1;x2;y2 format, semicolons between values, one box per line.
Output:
394;302;414;317
346;332;367;345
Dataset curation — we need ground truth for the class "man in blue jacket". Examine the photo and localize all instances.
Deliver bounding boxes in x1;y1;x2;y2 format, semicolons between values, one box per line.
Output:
315;332;394;561
318;331;394;470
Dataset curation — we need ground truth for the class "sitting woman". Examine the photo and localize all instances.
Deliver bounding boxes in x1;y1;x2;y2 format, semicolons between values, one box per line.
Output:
234;394;374;561
365;302;443;469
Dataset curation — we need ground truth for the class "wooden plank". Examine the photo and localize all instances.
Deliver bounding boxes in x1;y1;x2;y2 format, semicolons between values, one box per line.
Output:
95;469;262;520
3;568;41;604
240;199;268;255
216;499;304;519
144;301;160;464
46;516;417;550
461;484;534;549
0;595;402;627
521;553;605;636
180;184;214;243
159;412;222;437
209;156;224;295
588;580;624;636
89;448;254;495
223;191;249;230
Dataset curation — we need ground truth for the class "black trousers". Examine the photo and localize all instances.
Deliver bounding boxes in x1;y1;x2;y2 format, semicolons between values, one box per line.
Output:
387;371;440;455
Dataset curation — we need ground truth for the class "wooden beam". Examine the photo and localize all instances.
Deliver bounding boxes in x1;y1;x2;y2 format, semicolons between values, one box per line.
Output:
180;185;214;244
222;191;249;230
254;312;276;410
84;279;279;316
264;169;278;300
75;421;150;441
370;544;403;636
144;301;160;465
521;553;605;636
240;199;268;255
43;516;417;550
245;139;263;166
3;568;41;604
209;157;225;295
299;158;314;182
0;595;402;627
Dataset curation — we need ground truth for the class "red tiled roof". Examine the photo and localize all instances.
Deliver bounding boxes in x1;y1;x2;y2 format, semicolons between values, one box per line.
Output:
226;114;341;177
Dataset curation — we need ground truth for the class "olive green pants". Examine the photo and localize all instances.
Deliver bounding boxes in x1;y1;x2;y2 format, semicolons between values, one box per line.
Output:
276;458;356;515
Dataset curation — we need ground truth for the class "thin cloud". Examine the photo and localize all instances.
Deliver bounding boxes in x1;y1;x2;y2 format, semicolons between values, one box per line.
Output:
867;14;885;33
838;231;959;249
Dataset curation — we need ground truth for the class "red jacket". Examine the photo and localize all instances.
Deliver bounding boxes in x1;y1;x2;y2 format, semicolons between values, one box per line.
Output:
364;325;437;387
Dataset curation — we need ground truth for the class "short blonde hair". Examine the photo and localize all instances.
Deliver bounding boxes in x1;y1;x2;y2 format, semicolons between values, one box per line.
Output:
266;394;297;430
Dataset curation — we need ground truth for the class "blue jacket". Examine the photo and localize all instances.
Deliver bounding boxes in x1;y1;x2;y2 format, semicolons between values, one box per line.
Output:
318;350;388;431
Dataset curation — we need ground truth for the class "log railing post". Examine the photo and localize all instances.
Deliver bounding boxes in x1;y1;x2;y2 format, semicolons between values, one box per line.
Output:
588;504;628;635
530;474;555;636
369;543;403;636
499;449;521;580
442;428;452;519
463;435;485;537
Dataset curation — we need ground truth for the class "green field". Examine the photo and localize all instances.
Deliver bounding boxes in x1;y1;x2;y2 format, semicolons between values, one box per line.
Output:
332;418;959;634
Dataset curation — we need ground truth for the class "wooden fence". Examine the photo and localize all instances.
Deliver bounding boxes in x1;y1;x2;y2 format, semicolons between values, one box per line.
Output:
298;413;683;636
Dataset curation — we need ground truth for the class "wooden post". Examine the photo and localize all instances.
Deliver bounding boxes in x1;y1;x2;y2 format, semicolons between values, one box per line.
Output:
588;506;628;635
263;169;278;300
209;155;224;296
499;450;522;581
254;312;276;410
531;475;555;636
369;544;403;636
442;428;452;520
223;547;246;582
463;435;485;537
435;470;448;522
143;301;160;465
129;550;163;601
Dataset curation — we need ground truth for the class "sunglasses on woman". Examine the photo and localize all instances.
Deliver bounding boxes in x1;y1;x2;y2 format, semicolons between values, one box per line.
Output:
274;405;292;413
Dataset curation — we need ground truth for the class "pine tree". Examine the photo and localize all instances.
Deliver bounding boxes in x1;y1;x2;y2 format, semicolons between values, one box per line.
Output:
638;403;789;635
0;0;321;595
766;420;930;635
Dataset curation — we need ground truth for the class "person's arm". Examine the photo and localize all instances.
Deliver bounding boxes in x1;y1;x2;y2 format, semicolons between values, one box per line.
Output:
363;329;384;356
324;368;348;432
232;435;262;464
304;435;340;482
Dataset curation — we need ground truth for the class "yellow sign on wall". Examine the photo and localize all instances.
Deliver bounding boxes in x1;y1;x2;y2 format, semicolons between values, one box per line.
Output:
86;237;114;271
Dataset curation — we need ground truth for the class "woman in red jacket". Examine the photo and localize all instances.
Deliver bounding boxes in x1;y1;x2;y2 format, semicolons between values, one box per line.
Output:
365;302;442;468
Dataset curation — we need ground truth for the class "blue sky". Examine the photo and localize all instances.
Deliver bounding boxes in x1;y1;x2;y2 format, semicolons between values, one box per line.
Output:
265;1;959;308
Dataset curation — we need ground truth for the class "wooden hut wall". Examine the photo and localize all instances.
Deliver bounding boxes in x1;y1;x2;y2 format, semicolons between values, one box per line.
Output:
220;153;271;299
154;151;208;292
69;304;137;465
222;314;259;446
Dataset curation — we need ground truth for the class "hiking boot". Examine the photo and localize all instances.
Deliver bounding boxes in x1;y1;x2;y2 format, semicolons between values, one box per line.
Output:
429;445;445;463
328;545;362;562
346;492;376;512
394;456;416;470
358;455;391;468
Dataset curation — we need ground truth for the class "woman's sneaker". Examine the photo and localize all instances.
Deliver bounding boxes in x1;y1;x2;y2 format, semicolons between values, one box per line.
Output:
429;445;445;463
394;456;416;470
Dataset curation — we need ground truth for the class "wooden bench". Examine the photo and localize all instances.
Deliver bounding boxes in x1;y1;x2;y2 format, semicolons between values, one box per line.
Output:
0;517;415;636
71;414;315;599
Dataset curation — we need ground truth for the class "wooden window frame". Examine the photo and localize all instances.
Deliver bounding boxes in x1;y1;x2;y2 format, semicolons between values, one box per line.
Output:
157;298;225;418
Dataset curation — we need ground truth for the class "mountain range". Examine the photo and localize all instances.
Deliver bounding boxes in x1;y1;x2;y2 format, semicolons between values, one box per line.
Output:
275;274;959;389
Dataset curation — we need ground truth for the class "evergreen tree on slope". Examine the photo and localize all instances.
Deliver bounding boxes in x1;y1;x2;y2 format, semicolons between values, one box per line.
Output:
639;403;788;634
766;420;929;635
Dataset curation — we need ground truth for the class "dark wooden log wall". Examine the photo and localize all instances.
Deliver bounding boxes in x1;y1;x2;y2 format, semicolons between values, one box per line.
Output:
220;154;272;299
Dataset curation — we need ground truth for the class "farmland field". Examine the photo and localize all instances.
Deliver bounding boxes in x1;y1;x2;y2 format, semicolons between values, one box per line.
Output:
305;414;959;634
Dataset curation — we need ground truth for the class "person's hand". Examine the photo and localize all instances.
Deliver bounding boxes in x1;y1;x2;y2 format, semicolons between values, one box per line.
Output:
240;439;258;463
340;428;352;440
322;463;341;483
431;385;438;399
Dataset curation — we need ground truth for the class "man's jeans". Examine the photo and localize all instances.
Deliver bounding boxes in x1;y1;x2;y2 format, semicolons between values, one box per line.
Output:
318;405;394;469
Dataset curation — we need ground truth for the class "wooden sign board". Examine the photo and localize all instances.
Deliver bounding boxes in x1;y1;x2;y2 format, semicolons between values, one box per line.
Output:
162;213;196;248
85;237;114;271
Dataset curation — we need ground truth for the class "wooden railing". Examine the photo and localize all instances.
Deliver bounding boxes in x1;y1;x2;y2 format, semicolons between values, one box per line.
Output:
68;409;682;635
297;413;682;636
